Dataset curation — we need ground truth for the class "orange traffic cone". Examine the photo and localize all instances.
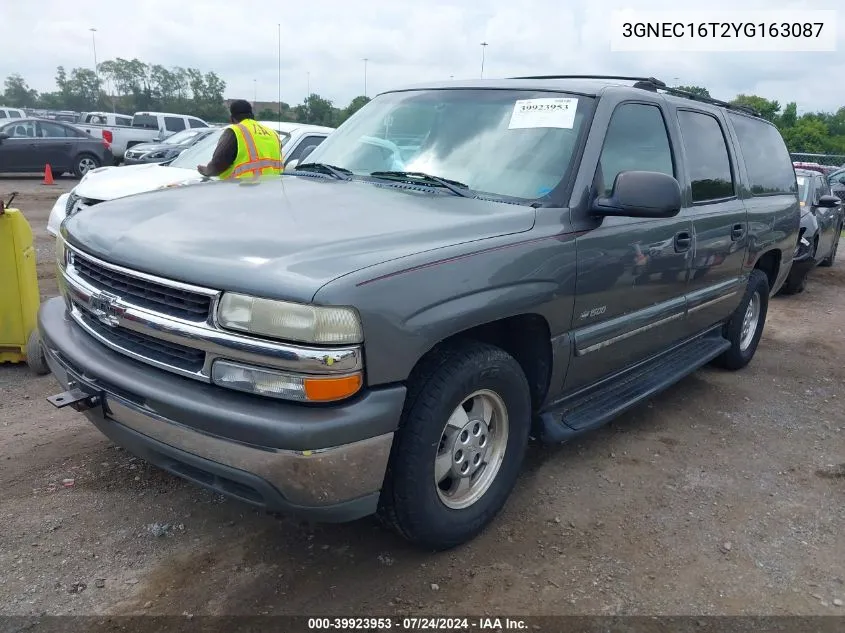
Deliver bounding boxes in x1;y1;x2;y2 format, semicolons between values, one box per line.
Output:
42;164;55;185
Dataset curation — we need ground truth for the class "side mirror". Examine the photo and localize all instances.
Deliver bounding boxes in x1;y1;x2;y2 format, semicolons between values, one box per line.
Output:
817;194;841;208
591;171;682;219
0;133;9;142
297;144;317;162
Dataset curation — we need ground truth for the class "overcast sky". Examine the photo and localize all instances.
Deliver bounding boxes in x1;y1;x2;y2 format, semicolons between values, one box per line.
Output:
2;0;843;114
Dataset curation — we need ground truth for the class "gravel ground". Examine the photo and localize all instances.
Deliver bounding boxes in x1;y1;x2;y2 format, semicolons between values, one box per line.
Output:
1;176;843;617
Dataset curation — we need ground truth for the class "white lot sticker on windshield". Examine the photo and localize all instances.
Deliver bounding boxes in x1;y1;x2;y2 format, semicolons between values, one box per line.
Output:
508;98;578;129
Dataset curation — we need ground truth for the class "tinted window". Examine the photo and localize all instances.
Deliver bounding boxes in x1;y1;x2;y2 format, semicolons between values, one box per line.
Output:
599;103;673;196
677;110;734;202
116;116;132;126
9;111;21;118
816;175;830;199
132;114;159;129
5;121;36;137
728;113;796;196
188;118;207;128
0;111;6;119
165;117;186;132
38;122;69;137
286;135;326;163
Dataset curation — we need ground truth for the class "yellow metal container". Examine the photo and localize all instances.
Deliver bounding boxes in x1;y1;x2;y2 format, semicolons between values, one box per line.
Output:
0;206;47;373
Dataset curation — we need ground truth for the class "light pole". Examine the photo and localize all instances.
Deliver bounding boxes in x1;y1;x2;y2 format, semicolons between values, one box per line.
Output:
363;58;368;97
277;24;281;124
253;78;257;104
480;42;488;78
89;27;99;102
306;72;311;122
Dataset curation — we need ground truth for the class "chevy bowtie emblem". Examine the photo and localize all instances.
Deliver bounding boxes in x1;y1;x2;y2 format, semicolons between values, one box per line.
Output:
88;291;124;327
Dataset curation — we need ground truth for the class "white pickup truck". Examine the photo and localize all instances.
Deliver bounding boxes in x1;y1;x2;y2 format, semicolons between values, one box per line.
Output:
75;111;210;162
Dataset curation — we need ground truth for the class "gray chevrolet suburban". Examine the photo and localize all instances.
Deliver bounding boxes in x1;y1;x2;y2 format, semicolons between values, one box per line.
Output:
40;76;800;551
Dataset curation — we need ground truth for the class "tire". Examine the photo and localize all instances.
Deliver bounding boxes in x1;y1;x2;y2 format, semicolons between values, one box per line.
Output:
73;154;100;179
779;267;807;295
26;330;50;376
820;227;840;267
378;340;532;551
712;269;769;371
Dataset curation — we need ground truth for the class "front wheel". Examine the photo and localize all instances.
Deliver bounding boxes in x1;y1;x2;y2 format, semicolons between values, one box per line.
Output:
712;269;769;371
73;154;100;178
378;341;532;550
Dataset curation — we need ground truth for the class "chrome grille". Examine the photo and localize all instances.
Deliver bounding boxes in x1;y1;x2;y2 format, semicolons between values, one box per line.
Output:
76;309;205;373
72;254;212;321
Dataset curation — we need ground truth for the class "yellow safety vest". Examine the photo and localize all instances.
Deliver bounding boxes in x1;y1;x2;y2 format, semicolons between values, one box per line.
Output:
219;119;283;179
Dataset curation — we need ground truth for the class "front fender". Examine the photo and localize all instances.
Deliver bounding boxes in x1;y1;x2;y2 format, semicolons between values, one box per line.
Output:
314;230;578;386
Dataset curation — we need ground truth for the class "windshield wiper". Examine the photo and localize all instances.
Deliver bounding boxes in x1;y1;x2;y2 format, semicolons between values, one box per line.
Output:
294;162;352;180
368;171;474;198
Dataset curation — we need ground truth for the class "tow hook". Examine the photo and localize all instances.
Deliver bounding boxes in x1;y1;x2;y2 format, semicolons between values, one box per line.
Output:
46;387;101;412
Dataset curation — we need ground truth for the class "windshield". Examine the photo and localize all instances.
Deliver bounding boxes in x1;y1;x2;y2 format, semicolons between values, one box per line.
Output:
163;129;203;145
796;175;809;203
303;89;593;200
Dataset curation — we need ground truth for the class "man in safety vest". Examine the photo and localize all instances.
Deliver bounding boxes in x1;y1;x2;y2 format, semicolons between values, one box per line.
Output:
197;99;283;179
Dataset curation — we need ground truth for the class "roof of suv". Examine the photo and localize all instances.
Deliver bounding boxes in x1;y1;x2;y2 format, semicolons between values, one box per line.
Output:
387;75;767;121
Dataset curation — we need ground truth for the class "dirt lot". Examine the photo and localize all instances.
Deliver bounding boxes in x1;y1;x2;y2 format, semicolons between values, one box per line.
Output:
1;176;844;618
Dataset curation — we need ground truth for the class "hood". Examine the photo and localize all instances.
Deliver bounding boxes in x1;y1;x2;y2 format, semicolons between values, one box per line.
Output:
75;163;203;201
63;176;535;303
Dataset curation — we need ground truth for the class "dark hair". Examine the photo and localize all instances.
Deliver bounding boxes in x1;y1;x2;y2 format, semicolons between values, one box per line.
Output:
229;99;253;121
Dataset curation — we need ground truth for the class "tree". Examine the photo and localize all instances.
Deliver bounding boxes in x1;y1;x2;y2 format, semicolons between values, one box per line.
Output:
731;94;781;122
3;74;38;107
673;85;710;99
778;102;798;128
341;95;371;123
295;94;336;126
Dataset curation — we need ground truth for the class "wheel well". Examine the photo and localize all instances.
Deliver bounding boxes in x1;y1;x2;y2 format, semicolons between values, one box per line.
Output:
428;315;553;412
753;250;781;290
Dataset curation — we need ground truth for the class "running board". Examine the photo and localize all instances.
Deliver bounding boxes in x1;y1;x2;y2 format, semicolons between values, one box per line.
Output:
537;332;730;443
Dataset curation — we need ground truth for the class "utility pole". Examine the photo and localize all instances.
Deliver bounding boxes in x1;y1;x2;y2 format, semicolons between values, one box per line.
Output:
363;58;368;97
480;42;488;78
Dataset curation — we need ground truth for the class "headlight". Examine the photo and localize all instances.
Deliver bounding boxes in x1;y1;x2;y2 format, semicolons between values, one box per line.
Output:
211;359;362;402
217;293;363;344
146;151;167;159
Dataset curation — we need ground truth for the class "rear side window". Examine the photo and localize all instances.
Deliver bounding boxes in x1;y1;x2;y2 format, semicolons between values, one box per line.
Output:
677;110;734;203
132;114;158;129
9;111;21;118
188;118;207;128
165;117;186;132
728;113;797;196
598;103;674;196
0;111;6;119
116;116;132;126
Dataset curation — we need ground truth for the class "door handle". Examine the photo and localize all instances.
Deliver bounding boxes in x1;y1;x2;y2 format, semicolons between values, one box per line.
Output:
674;231;692;253
731;223;745;240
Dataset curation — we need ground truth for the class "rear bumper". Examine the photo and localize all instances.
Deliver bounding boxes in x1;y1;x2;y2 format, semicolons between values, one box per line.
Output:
38;297;406;522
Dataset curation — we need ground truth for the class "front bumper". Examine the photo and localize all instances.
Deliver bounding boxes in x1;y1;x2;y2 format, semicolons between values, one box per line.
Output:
46;193;69;237
38;297;406;522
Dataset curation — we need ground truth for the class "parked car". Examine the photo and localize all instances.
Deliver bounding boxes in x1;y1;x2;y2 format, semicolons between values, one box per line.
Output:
40;76;799;550
828;167;845;200
0;118;113;177
0;106;26;119
131;111;209;138
793;161;838;176
74;111;206;162
46;121;334;235
779;168;843;294
122;128;216;165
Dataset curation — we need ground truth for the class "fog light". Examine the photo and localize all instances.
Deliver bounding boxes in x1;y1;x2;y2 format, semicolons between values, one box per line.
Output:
211;359;362;402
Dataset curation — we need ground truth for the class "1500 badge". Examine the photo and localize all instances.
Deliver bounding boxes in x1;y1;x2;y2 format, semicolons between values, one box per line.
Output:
580;306;607;319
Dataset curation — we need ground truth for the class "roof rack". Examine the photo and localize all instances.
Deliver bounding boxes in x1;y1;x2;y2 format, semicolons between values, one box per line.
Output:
508;74;760;117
